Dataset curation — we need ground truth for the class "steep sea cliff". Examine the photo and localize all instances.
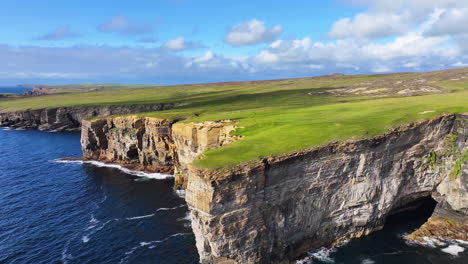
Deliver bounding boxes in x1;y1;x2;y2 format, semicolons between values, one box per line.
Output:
1;103;467;263
80;114;467;263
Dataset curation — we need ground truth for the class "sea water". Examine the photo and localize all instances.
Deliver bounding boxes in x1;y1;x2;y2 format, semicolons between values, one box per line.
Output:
0;128;198;263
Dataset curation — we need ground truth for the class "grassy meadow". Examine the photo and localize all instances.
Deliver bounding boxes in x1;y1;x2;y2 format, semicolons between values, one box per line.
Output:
1;68;468;168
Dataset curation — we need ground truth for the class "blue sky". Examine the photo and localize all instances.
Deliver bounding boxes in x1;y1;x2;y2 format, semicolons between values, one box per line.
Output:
0;0;467;85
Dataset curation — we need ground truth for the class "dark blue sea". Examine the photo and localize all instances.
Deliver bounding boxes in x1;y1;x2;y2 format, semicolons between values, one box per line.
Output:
0;129;198;264
0;87;467;264
0;86;31;94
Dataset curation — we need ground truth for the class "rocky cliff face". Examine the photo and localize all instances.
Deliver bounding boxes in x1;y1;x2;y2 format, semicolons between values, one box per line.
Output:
185;114;468;263
0;104;172;131
72;113;468;263
81;117;238;175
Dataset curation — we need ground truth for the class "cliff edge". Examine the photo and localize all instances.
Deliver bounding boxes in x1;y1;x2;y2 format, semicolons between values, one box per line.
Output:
80;113;467;263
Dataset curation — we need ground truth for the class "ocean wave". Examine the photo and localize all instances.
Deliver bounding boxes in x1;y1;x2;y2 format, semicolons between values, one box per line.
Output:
177;212;191;222
296;240;350;264
52;159;173;180
126;213;155;221
156;204;186;212
175;189;186;198
361;258;375;264
82;235;90;243
119;233;190;264
403;233;468;257
441;244;465;256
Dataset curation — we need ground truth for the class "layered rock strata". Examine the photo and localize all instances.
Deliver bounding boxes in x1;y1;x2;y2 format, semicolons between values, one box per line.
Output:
43;112;468;263
185;114;467;263
80;117;238;175
0;104;172;131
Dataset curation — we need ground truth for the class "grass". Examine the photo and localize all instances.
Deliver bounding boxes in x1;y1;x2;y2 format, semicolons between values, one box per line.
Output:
1;69;468;168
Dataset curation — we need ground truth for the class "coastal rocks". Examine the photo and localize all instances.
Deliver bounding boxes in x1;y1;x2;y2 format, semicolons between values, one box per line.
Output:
0;104;172;131
81;117;239;176
57;110;468;263
185;114;468;263
172;121;239;187
81;117;177;173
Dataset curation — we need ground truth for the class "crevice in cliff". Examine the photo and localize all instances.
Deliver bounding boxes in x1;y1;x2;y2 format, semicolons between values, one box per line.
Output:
384;197;437;233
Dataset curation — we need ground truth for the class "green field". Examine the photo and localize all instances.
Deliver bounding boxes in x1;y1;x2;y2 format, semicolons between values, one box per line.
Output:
2;68;468;168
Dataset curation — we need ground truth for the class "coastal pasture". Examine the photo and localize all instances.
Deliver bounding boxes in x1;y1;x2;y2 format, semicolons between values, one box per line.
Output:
1;69;467;168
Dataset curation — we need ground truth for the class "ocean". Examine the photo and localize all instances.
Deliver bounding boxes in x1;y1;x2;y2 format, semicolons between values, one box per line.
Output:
0;86;31;94
0;128;199;263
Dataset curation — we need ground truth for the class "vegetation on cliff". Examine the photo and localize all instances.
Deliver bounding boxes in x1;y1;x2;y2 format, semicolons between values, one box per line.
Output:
1;68;468;168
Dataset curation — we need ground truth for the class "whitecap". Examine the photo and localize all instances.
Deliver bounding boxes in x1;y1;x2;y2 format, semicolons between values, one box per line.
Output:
177;212;191;222
120;233;190;263
126;214;155;221
441;244;465;256
156;204;185;212
84;161;173;179
175;189;186;198
455;239;468;246
361;258;375;264
82;235;90;243
308;247;336;263
52;159;174;179
90;215;99;224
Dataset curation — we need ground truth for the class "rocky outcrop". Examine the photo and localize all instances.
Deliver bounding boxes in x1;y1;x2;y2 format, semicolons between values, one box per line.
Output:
0;104;172;131
23;87;51;96
80;117;238;175
185;114;468;263
79;113;467;264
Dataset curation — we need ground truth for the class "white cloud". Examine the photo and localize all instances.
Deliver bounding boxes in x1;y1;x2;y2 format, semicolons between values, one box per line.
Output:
225;19;282;46
426;8;468;36
98;15;153;35
328;12;411;39
35;26;80;41
161;37;204;51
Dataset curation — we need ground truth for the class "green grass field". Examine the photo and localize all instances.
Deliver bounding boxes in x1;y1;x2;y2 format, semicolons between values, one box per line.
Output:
1;68;468;168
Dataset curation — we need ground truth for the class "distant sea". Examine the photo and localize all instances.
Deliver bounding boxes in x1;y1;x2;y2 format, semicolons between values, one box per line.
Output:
0;86;31;94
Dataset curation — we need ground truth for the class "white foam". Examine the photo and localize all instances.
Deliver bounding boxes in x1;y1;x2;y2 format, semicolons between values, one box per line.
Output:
308;247;336;263
120;233;190;263
90;215;99;224
177;212;191;222
455;239;468;246
403;234;444;247
155;204;185;212
52;159;173;180
361;258;375;264
175;189;186;198
1;127;11;130
126;214;155;220
82;235;90;243
441;244;465;256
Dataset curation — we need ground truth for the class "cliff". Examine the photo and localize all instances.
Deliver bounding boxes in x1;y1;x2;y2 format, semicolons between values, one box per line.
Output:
79;113;467;263
0;104;172;131
81;117;238;176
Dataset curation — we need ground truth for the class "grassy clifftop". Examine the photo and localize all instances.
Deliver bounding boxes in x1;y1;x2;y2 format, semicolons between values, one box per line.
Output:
2;68;468;168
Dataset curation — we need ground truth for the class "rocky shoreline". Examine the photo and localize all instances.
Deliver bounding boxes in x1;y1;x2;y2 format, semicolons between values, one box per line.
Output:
0;104;173;131
2;106;467;263
79;113;468;263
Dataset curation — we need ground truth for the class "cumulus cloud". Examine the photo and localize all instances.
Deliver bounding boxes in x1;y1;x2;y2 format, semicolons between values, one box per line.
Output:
98;15;153;35
225;19;282;46
328;12;411;39
35;26;80;41
425;8;468;36
161;37;204;51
